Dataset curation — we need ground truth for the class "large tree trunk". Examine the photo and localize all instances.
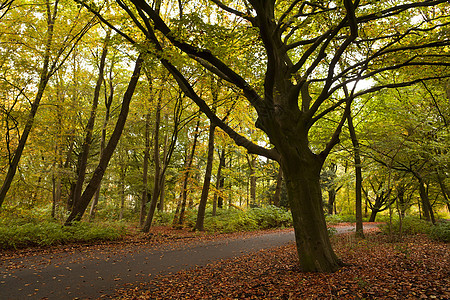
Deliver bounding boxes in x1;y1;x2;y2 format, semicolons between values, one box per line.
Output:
194;121;215;231
281;152;342;272
65;54;143;225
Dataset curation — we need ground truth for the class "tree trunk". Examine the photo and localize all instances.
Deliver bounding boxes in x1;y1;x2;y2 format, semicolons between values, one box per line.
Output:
139;112;151;227
247;154;257;206
158;124;169;212
272;166;283;207
213;148;226;215
281;154;342;272
176;119;200;226
194;121;215;231
418;177;435;224
0;0;57;208
142;97;162;233
368;209;379;222
90;65;114;221
65;54;143;225
327;189;336;215
71;31;110;211
347;113;364;237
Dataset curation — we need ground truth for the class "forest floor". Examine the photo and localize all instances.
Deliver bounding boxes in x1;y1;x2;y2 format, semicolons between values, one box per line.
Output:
114;225;450;300
1;223;449;299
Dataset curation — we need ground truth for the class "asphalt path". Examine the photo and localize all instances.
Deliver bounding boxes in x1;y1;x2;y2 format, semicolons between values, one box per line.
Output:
0;224;379;300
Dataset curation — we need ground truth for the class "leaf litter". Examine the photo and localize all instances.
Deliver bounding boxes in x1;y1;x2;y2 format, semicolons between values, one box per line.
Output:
114;232;449;300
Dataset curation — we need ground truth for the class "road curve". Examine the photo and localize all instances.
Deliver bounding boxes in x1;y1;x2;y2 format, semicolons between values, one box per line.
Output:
0;224;379;300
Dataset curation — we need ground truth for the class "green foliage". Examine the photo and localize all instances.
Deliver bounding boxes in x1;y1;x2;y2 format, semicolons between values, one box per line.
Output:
380;217;449;243
380;216;431;235
184;206;293;233
248;206;292;229
152;211;174;225
325;214;358;224
0;217;127;250
429;221;450;243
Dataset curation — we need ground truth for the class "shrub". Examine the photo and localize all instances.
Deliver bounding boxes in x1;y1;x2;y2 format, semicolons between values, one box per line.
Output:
152;211;174;225
380;216;432;235
429;220;450;243
248;206;292;229
0;220;127;250
187;206;292;233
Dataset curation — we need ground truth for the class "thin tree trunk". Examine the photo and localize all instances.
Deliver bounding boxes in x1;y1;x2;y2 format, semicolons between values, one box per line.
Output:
247;154;257;206
71;30;110;211
176;119;200;226
90;63;114;220
194;121;215;231
65;54;143;225
213;148;226;216
0;0;58;207
272;166;283;207
119;163;126;220
139;112;151;227
347;113;364;237
158;125;168;212
417;177;435;224
142;96;162;233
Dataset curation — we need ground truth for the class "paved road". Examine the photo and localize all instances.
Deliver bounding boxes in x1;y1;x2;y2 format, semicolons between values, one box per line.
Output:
0;224;378;300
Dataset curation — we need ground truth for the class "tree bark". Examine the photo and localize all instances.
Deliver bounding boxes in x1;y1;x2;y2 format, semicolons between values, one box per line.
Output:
176;119;200;226
139;112;151;227
194;121;215;231
71;30;110;211
247;154;257;206
213;148;226;215
142;97;162;233
272;166;283;207
90;62;114;220
281;152;343;272
347;113;364;237
65;54;143;224
417;177;435;224
157;125;168;212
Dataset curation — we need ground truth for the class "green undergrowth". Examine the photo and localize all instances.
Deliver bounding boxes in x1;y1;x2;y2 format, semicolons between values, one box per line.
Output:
380;216;450;243
185;205;293;233
0;214;127;250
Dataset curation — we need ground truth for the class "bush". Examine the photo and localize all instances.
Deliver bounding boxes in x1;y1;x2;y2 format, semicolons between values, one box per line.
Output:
0;220;127;250
152;211;174;225
429;220;450;243
187;206;292;233
380;216;432;235
248;206;292;229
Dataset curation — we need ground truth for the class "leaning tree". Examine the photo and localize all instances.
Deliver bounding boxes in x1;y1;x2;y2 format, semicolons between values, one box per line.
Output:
76;0;450;272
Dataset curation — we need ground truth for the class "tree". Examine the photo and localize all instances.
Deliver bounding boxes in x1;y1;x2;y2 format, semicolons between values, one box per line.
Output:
77;0;449;272
0;0;93;208
65;53;144;224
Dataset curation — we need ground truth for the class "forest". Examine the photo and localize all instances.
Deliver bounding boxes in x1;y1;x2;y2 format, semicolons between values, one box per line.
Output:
0;0;449;283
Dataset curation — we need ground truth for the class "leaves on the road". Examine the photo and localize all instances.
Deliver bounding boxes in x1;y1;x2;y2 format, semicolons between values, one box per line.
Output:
116;233;449;299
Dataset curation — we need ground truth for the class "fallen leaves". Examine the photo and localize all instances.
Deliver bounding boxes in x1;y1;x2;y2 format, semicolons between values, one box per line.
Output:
115;233;449;299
